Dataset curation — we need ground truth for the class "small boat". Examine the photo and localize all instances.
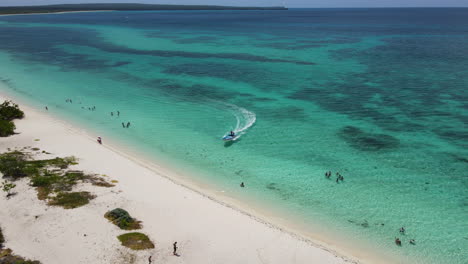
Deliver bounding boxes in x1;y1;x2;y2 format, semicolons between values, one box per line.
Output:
222;132;237;141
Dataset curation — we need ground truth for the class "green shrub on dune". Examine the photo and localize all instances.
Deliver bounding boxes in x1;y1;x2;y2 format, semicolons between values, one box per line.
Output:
0;100;24;137
0;119;15;137
117;232;154;250
0;100;24;121
0;226;4;247
0;151;27;179
0;151;113;208
48;191;95;209
105;208;142;230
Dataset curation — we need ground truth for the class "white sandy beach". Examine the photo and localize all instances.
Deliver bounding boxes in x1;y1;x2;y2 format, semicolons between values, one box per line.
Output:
0;92;360;264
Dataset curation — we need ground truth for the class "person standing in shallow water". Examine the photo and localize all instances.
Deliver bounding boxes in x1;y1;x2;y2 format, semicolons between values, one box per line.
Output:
122;122;125;128
127;122;130;128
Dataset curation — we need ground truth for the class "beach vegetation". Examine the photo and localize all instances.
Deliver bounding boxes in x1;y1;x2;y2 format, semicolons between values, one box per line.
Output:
48;191;95;209
0;248;42;263
0;226;4;247
0;226;41;263
0;119;16;137
0;151;27;179
88;176;115;187
0;100;24;137
0;151;78;180
0;100;24;121
117;232;154;250
105;208;142;230
0;150;113;208
1;180;16;197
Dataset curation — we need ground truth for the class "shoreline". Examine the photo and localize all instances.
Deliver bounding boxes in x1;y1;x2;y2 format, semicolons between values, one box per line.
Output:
0;88;361;263
0;84;402;264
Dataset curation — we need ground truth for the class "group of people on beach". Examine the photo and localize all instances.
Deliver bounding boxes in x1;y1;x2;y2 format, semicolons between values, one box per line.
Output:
395;227;416;246
325;171;344;183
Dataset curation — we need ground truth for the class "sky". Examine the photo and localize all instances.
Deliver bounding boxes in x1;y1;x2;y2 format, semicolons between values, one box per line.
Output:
1;0;468;8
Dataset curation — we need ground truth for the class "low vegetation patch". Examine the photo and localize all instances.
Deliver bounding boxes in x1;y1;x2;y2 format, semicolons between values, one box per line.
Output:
117;232;154;250
0;150;114;208
48;191;95;209
1;180;16;197
0;248;41;263
0;119;16;137
0;226;4;247
0;226;41;263
105;208;142;230
0;151;77;180
0;100;24;137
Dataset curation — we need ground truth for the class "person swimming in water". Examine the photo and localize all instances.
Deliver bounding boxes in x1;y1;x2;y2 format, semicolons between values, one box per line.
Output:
395;238;402;246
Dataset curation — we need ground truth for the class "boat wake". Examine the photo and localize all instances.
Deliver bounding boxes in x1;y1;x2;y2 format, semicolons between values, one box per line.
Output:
210;100;256;141
230;103;256;139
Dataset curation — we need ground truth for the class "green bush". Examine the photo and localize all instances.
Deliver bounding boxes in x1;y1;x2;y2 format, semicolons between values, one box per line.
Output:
0;100;24;121
48;192;95;209
0;152;26;179
117;232;154;250
1;180;16;197
0;226;4;247
105;208;141;230
0;119;15;137
0;248;41;263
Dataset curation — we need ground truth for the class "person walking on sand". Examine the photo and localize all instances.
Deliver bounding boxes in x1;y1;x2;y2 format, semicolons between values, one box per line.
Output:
173;241;178;256
97;136;102;144
148;256;152;263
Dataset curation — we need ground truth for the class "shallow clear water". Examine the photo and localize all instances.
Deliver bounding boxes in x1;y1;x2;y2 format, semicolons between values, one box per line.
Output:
0;9;467;263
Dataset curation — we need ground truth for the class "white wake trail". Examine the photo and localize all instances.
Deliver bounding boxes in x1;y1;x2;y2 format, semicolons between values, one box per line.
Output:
209;100;256;140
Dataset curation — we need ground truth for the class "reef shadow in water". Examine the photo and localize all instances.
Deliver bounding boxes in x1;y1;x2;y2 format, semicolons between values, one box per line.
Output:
338;126;400;151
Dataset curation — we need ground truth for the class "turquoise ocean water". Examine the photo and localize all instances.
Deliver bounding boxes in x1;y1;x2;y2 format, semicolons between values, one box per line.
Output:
0;9;467;263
